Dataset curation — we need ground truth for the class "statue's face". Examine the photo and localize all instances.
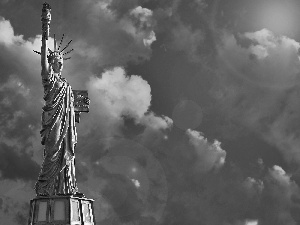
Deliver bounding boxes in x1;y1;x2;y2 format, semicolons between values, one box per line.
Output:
51;58;63;73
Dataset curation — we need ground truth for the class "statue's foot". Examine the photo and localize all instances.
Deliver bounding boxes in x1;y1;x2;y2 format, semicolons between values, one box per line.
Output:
37;193;49;197
74;192;85;197
57;193;72;196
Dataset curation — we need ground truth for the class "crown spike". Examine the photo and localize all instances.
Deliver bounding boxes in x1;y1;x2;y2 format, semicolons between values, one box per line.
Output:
60;40;72;53
33;50;41;55
54;34;56;51
48;48;53;54
63;49;74;55
63;57;71;61
57;34;65;51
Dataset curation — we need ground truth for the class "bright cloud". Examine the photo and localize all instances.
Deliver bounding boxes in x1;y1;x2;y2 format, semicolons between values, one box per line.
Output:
131;178;141;188
84;67;172;141
245;220;258;225
129;6;156;47
88;67;151;119
186;129;226;172
219;29;300;89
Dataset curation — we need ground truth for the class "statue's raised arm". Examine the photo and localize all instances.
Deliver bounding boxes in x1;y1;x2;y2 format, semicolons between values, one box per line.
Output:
41;2;51;74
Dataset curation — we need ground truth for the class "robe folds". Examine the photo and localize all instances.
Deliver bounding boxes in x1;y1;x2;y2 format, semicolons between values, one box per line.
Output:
35;71;78;196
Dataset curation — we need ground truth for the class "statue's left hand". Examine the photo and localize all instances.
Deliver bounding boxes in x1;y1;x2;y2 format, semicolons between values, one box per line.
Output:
84;97;90;105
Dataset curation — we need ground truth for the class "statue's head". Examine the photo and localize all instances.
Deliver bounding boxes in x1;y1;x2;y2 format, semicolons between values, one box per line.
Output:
48;35;73;74
34;34;73;73
48;51;63;73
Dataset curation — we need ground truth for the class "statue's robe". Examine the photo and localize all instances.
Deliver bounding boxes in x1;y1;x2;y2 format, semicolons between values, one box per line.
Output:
35;70;78;196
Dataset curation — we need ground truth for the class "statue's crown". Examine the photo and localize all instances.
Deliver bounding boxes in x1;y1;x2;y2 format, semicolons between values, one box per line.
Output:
48;50;63;63
33;34;73;62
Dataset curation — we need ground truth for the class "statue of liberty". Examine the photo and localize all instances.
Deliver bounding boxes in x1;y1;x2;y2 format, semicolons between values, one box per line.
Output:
28;4;95;225
34;3;89;196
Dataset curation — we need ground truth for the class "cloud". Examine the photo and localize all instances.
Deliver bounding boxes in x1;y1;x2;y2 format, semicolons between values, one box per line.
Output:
260;165;300;225
0;196;28;225
245;220;258;225
131;178;141;188
150;0;214;66
162;161;300;225
0;17;41;84
157;126;300;225
0;143;39;181
212;29;300;166
169;22;205;62
0;17;18;45
57;0;156;70
89;67;151;119
137;112;172;146
0;18;47;180
83;67;172;142
76;137;169;224
0;179;34;225
218;29;300;89
186;129;226;173
129;6;156;47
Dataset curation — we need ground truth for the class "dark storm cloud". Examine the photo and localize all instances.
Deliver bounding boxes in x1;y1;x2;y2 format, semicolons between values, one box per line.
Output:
258;166;300;225
74;136;169;224
76;162;144;223
182;26;300;224
0;143;39;181
159;135;300;225
0;18;46;183
54;0;157;71
14;202;30;225
0;193;32;225
93;0;213;66
212;29;300;166
0;23;49;159
163;1;217;65
101;173;143;222
0;84;37;142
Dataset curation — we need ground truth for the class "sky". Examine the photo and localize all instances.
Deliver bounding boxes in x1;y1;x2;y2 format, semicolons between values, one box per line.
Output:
1;0;300;224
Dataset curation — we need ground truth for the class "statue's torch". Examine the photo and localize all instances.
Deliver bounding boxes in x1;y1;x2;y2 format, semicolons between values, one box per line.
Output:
41;2;51;40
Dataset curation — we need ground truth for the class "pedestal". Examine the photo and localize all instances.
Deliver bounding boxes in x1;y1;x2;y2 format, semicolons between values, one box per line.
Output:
28;195;95;225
